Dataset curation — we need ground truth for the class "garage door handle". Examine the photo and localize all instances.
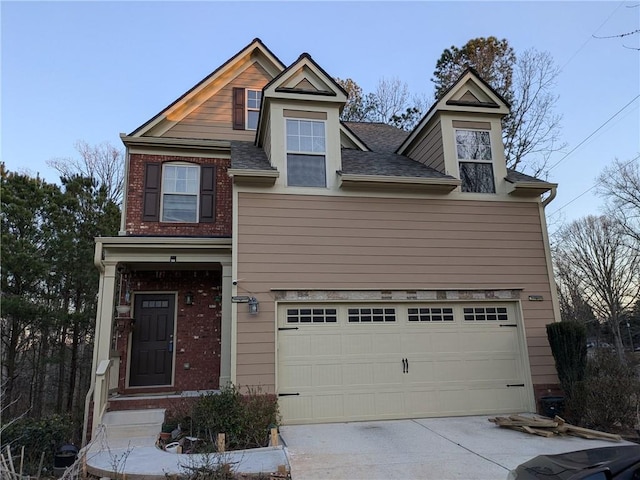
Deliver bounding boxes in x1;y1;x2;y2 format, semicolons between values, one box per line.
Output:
500;324;517;328
278;393;300;397
406;358;409;373
278;327;299;331
402;358;408;374
506;384;525;387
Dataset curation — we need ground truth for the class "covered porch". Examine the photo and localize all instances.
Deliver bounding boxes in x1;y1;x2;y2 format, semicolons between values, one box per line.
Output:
84;236;232;443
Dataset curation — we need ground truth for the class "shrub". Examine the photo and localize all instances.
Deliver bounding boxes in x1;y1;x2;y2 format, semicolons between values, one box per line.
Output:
546;321;587;402
571;350;640;431
191;384;279;451
1;413;74;475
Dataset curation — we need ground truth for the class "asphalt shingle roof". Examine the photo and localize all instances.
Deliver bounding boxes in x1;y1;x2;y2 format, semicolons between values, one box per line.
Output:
340;149;453;179
230;141;275;170
342;122;410;154
506;169;551;183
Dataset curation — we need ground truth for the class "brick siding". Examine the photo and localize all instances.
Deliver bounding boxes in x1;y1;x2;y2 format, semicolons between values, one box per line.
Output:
125;154;232;237
115;270;222;393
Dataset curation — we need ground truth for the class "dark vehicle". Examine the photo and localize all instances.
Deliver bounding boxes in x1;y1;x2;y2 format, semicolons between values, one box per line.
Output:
508;445;640;480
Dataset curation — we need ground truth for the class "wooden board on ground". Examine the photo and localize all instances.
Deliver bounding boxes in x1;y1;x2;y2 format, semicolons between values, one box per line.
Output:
488;415;622;442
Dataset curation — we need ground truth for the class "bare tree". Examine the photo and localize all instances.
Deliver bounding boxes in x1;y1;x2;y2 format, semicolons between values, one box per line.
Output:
555;215;640;358
47;140;124;204
597;156;640;249
504;49;565;176
337;77;430;131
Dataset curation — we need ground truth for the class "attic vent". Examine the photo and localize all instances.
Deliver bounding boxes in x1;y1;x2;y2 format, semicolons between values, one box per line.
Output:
459;90;481;103
293;78;319;92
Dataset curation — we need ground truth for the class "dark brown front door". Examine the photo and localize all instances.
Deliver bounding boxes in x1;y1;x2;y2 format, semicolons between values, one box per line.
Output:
129;294;175;387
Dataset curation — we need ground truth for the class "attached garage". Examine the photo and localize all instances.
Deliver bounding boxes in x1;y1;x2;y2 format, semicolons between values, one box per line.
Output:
277;302;534;424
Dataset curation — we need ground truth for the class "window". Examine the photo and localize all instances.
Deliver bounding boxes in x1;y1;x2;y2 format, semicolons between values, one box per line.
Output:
286;119;326;187
162;164;199;222
246;90;261;130
142;162;216;224
463;306;508;322
287;308;337;324
232;87;261;130
456;129;495;193
348;307;396;323
408;307;454;322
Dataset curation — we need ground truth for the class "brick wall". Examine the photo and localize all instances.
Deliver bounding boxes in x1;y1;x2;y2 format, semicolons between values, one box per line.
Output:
115;270;222;393
125;154;232;237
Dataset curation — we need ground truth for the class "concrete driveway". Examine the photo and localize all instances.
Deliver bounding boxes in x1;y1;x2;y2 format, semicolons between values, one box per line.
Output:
280;415;631;480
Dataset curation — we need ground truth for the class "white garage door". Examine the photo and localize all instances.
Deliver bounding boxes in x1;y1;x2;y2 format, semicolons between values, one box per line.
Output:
277;303;532;424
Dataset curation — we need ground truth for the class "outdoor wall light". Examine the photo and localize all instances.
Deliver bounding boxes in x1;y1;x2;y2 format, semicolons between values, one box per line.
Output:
248;297;259;315
185;292;194;305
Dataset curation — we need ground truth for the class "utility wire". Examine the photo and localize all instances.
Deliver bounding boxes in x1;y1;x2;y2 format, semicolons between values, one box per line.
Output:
548;153;640;218
547;95;640;172
558;1;625;72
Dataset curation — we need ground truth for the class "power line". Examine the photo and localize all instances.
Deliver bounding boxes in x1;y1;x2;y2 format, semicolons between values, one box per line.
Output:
548;153;640;218
559;1;626;72
547;95;640;172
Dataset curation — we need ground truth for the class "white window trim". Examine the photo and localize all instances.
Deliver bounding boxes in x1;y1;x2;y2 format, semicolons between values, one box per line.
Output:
455;128;495;193
160;162;200;223
285;118;327;188
246;89;261;131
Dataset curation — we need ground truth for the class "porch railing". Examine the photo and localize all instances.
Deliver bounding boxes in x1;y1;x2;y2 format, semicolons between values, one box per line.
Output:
93;359;112;437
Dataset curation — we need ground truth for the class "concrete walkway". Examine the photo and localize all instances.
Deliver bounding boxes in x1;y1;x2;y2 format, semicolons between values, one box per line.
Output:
83;425;289;479
281;415;632;480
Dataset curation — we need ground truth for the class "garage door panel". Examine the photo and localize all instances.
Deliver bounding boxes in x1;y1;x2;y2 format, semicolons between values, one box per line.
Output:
461;330;519;353
278;302;530;424
371;332;402;353
343;362;376;385
342;333;375;355
314;363;343;387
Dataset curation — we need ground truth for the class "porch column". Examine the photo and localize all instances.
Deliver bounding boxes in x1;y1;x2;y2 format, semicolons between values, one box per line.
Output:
219;262;232;386
91;262;117;437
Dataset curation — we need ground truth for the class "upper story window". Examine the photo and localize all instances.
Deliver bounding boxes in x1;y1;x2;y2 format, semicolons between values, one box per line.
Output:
232;87;262;131
286;119;326;187
162;164;199;222
246;90;261;130
142;162;216;224
456;129;495;193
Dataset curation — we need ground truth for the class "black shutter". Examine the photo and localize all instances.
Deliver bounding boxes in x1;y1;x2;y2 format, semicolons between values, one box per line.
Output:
199;165;216;223
232;87;245;130
142;163;161;221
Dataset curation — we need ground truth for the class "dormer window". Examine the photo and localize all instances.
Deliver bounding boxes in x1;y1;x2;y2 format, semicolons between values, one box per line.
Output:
286;118;326;187
456;129;495;193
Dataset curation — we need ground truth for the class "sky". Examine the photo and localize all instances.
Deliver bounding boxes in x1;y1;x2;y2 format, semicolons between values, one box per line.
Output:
2;1;639;231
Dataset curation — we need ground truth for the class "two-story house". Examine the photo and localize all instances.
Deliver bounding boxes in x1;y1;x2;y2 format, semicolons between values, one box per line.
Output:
86;38;560;439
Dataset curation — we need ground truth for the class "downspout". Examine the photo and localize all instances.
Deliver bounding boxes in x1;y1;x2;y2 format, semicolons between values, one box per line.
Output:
82;240;104;446
542;185;557;208
118;145;130;236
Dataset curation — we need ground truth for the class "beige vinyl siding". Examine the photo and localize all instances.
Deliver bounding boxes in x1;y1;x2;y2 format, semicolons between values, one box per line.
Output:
163;63;271;141
405;121;445;173
235;193;557;390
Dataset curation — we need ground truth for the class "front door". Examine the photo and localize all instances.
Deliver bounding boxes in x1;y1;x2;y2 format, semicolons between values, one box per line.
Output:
129;294;175;387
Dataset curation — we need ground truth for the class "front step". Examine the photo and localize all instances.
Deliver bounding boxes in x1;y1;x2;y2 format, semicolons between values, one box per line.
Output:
101;409;165;447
